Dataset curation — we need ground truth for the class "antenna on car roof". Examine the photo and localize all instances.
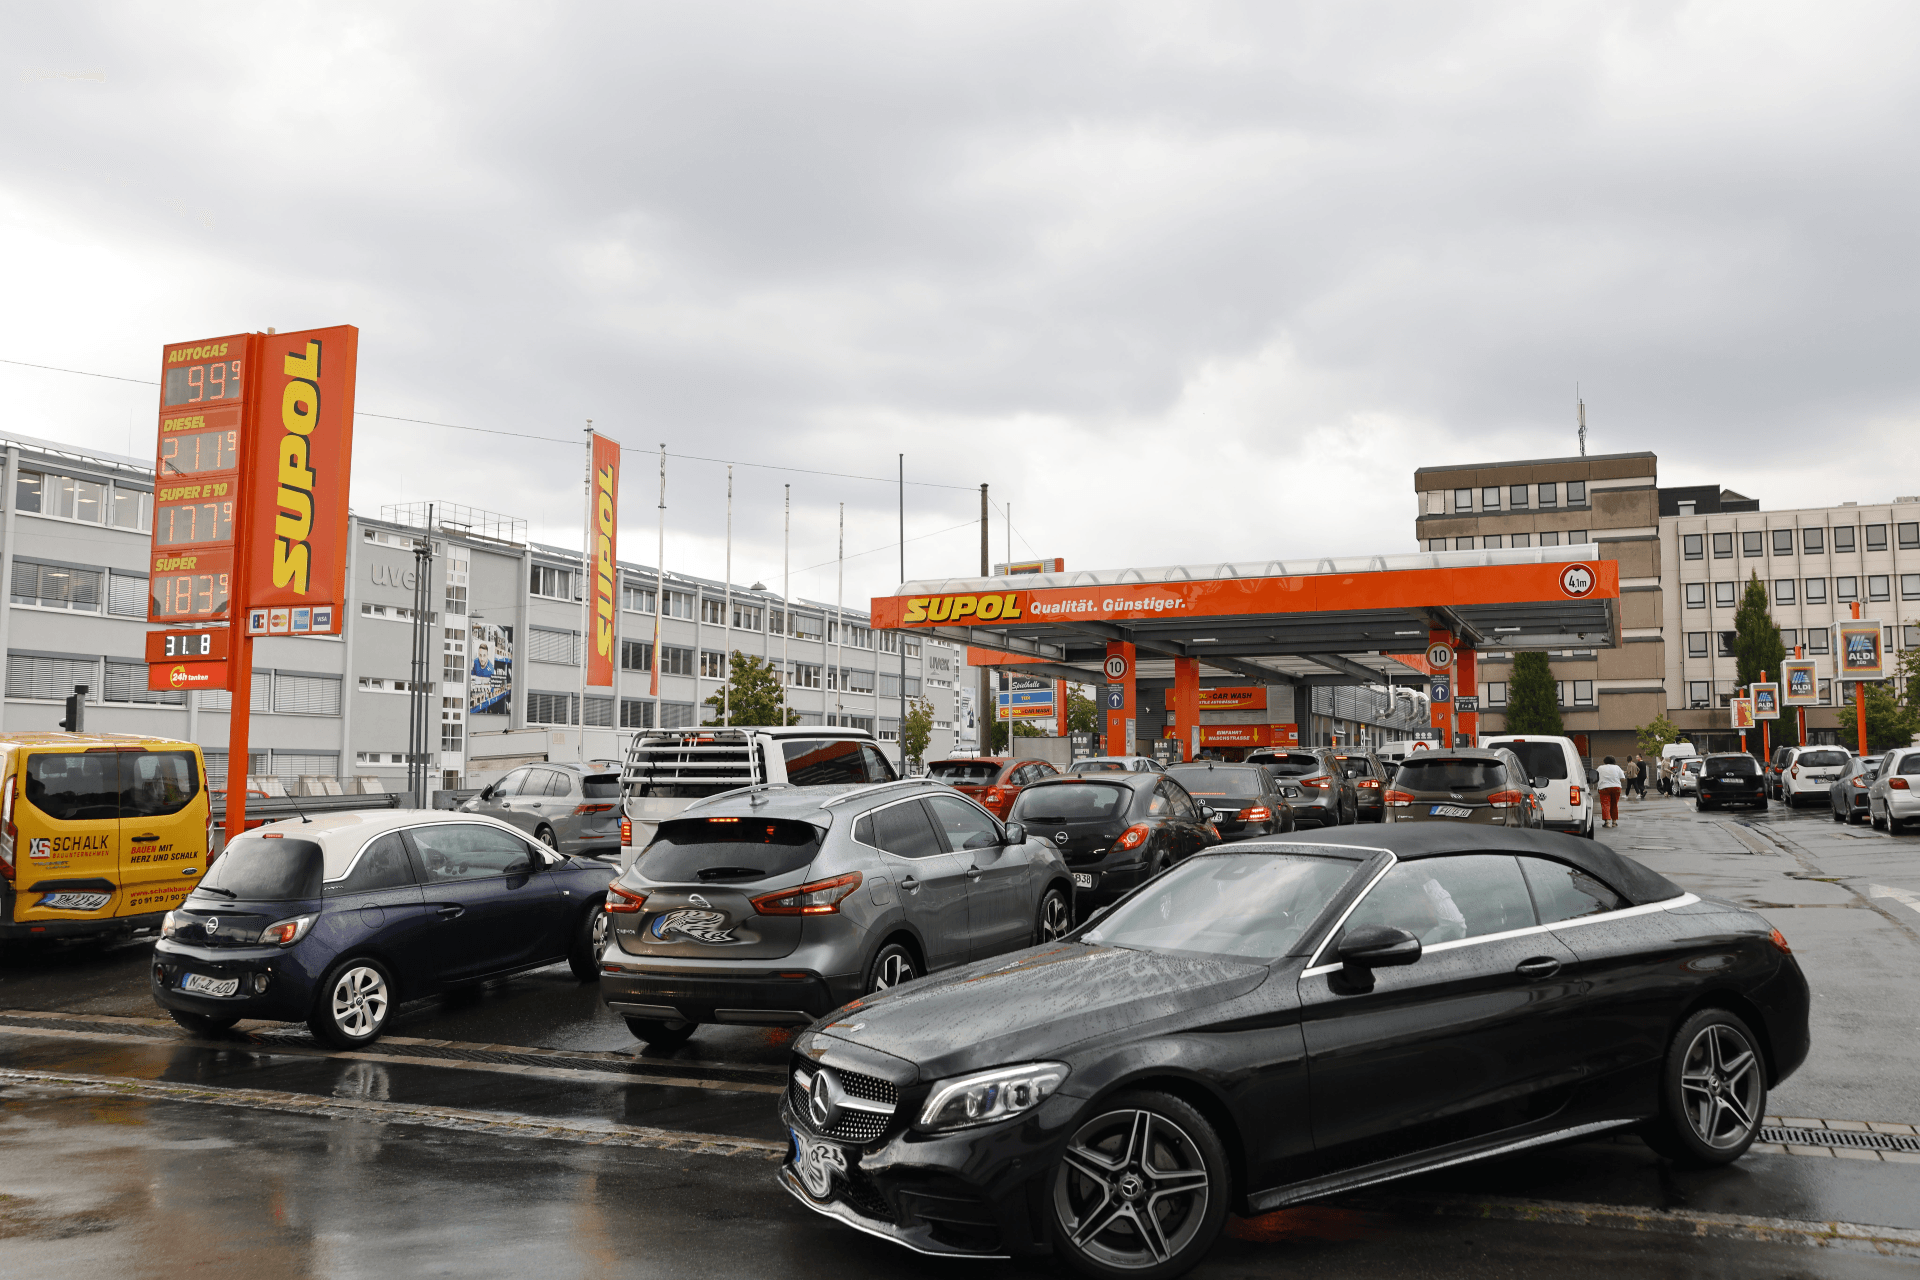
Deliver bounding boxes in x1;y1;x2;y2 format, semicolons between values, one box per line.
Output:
283;781;313;823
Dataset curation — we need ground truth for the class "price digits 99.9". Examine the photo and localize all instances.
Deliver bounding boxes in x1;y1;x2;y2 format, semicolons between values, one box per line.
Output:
162;360;243;407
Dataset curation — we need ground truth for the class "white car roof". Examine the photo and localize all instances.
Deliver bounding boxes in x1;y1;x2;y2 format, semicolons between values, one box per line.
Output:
247;808;533;878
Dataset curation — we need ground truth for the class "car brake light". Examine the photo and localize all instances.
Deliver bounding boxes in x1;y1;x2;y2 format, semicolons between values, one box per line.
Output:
259;915;316;946
1769;927;1792;954
1357;779;1380;789
1384;789;1416;806
0;772;15;881
573;803;616;816
1114;824;1151;851
1791;766;1800;779
1298;777;1327;789
1237;806;1271;822
605;883;647;914
1487;790;1524;808
752;871;863;915
1569;784;1582;806
1893;778;1911;790
620;817;633;845
985;788;1006;805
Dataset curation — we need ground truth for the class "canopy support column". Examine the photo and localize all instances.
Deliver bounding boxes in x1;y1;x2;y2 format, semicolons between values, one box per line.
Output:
1104;640;1136;758
1428;626;1456;748
1173;656;1201;762
1457;646;1477;747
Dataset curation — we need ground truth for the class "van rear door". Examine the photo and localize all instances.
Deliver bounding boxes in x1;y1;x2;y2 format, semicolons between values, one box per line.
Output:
116;747;208;918
14;749;121;923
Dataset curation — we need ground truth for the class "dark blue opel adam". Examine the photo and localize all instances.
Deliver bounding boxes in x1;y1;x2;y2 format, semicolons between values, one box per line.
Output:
152;810;614;1046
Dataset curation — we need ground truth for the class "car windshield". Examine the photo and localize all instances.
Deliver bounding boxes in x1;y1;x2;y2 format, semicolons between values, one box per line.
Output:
1493;742;1569;781
1684;760;1704;773
1393;758;1506;792
1082;853;1356;962
1070;761;1128;774
1705;757;1759;777
928;761;1001;783
640;817;823;883
1796;750;1848;769
1253;753;1322;777
1167;767;1267;799
582;773;621;799
196;836;324;900
1011;783;1132;822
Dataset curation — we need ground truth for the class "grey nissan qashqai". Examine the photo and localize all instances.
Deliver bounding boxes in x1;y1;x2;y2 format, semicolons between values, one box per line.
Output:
598;779;1074;1049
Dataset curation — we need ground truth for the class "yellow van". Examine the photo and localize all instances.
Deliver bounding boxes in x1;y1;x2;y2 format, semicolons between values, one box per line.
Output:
0;732;210;941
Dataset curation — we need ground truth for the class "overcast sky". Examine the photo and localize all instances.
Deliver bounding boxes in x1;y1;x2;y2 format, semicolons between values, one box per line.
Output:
7;3;1920;608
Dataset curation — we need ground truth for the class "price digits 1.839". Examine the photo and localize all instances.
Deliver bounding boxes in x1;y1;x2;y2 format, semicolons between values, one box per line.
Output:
152;574;230;620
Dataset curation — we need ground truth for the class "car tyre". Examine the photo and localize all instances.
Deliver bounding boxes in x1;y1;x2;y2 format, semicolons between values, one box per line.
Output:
623;1015;698;1049
567;903;609;981
308;958;395;1049
168;1009;238;1035
1695;799;1713;812
535;826;559;849
1036;888;1073;945
865;941;919;994
1049;1089;1230;1280
1831;803;1845;823
1640;1008;1767;1166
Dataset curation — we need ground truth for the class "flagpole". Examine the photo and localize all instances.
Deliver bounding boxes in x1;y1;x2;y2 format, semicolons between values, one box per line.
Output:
652;444;664;721
580;421;593;745
723;465;733;728
835;503;845;728
783;484;790;725
898;453;906;770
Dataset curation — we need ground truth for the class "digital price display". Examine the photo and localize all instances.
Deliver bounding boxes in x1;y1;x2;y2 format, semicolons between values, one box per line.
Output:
159;426;239;475
154;498;236;547
163;358;243;406
150;335;247;623
151;568;232;621
145;628;230;663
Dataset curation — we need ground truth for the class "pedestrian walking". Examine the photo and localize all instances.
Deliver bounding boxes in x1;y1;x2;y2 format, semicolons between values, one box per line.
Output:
1596;756;1626;828
1630;756;1648;800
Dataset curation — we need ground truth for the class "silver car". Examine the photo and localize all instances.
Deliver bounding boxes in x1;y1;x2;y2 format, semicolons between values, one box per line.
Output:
461;761;623;857
598;779;1073;1048
1867;747;1920;833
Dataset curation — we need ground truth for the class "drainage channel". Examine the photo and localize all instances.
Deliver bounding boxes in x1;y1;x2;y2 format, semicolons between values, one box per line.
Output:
1761;1126;1920;1153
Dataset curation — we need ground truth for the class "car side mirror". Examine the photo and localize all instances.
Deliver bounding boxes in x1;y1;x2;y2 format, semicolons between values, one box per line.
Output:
1337;924;1422;970
1003;822;1027;846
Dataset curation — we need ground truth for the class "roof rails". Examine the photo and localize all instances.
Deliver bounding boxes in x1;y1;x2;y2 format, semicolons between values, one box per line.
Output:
819;778;945;808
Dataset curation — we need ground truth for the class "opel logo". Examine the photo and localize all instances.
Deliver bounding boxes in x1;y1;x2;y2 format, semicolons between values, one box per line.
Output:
808;1067;843;1129
688;893;712;909
204;916;219;934
1054;832;1070;846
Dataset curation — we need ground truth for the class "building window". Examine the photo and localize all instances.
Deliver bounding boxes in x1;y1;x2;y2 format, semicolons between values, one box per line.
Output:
1687;681;1710;708
1770;529;1792;555
1686;632;1708;658
1567;481;1587;506
1508;484;1529;509
527;691;576;725
662;589;694;619
1773;579;1795;604
1866;524;1888;552
829;667;875;693
1903;574;1920;600
791;663;821;689
1538;482;1558;509
100;659;185;706
583;695;613;728
1868;575;1890;601
1481;534;1502;550
1900;522;1919;550
1481;487;1501;510
620;698;654;729
1426;538;1447;552
1572;680;1594;705
1685;583;1706;609
107;573;148;617
827;714;875;732
1906;625;1920;650
1805;577;1827;603
1510;533;1531;548
1836;576;1858;601
1484;682;1506;706
444;583;467;616
1714;582;1736;608
1833;525;1856;553
1683;534;1703;561
1780;628;1798;650
620;640;652;672
1454;537;1474;550
827;621;873;649
530;565;573;599
527;627;580;666
1804;527;1824;554
1717;632;1735;658
622;584;656;614
1677;501;1696;516
879;671;900;697
733;604;762;631
1539;531;1560;547
1568;529;1587;545
10;561;102;612
700;598;726;625
1454;488;1473;511
658;645;694;676
905;677;922;696
1818;679;1832;705
700;650;728;678
1712;533;1732;558
1742;531;1763;557
1807;627;1830;654
272;673;342;716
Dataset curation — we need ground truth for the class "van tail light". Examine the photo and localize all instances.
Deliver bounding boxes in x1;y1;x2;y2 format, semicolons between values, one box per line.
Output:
605;883;648;914
753;872;863;916
620;817;633;845
1113;823;1151;851
0;772;15;880
1238;807;1272;822
1569;785;1582;807
1487;790;1525;808
1385;789;1416;807
1893;778;1911;791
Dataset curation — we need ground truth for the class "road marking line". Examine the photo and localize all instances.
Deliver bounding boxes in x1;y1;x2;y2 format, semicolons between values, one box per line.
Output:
0;1023;785;1095
0;1066;788;1158
1870;884;1920;916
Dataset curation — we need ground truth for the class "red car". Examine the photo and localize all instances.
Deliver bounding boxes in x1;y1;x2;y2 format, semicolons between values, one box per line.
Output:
926;756;1060;819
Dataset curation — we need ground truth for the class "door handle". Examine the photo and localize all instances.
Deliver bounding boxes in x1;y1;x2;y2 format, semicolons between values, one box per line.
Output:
900;877;920;894
1516;956;1561;978
436;905;466;919
967;867;982;879
129;833;159;842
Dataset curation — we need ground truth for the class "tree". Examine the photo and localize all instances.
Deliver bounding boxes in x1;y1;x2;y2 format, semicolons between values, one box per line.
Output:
1503;651;1563;734
701;653;797;726
1835;650;1920;751
1066;687;1100;735
1733;573;1787;690
1636;714;1683;758
902;697;935;770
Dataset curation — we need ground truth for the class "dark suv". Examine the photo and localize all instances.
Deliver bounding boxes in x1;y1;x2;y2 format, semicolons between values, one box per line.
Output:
1697;752;1767;811
1330;748;1388;822
1007;773;1220;916
1245;747;1356;826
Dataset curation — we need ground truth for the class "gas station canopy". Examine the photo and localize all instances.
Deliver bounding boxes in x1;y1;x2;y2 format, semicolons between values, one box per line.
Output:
871;544;1620;688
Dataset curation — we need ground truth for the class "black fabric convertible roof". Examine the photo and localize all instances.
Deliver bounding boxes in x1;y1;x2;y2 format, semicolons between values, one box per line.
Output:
1251;825;1683;907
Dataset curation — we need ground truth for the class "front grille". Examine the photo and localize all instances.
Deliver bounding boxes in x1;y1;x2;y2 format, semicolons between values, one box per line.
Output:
788;1063;899;1144
836;1069;898;1108
840;1161;895;1223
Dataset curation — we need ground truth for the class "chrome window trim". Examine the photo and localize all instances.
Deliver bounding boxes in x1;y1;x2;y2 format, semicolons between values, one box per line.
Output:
1301;891;1702;978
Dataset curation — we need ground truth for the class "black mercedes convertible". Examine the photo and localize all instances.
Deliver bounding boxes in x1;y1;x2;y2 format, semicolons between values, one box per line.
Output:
778;825;1809;1278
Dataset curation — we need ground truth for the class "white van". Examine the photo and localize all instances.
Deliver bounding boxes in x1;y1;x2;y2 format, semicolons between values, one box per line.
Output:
1660;742;1701;794
1480;734;1594;838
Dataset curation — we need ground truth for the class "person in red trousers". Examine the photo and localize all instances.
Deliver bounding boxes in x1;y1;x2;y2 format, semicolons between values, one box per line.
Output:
1595;756;1626;828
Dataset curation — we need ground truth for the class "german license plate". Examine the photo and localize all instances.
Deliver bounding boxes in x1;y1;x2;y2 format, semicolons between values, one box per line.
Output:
1430;805;1473;819
791;1128;848;1200
36;892;110;912
1071;872;1097;889
181;973;239;997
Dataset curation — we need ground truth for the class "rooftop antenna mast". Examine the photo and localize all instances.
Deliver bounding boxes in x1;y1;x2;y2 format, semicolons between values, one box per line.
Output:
1577;386;1587;457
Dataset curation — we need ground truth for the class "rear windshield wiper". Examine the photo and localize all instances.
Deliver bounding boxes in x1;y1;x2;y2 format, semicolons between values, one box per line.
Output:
696;866;767;882
195;885;237;898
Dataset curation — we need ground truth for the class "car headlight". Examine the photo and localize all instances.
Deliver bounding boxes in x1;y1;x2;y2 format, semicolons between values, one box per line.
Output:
160;910;180;939
916;1062;1069;1132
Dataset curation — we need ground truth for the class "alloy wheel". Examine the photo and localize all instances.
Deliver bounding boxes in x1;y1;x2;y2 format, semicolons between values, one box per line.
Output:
1054;1108;1211;1270
873;950;916;990
1040;892;1072;942
1679;1023;1762;1149
330;965;389;1038
591;908;611;954
537;827;559;848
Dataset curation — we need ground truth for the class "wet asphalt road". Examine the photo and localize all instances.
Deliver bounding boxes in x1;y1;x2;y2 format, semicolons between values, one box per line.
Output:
1;793;1916;1276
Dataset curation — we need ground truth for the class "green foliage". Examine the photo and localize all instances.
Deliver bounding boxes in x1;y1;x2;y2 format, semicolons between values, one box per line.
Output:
1835;651;1920;751
1066;688;1100;735
1733;573;1786;690
701;652;797;727
988;718;1043;752
1635;714;1681;758
1503;652;1564;735
902;697;935;769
